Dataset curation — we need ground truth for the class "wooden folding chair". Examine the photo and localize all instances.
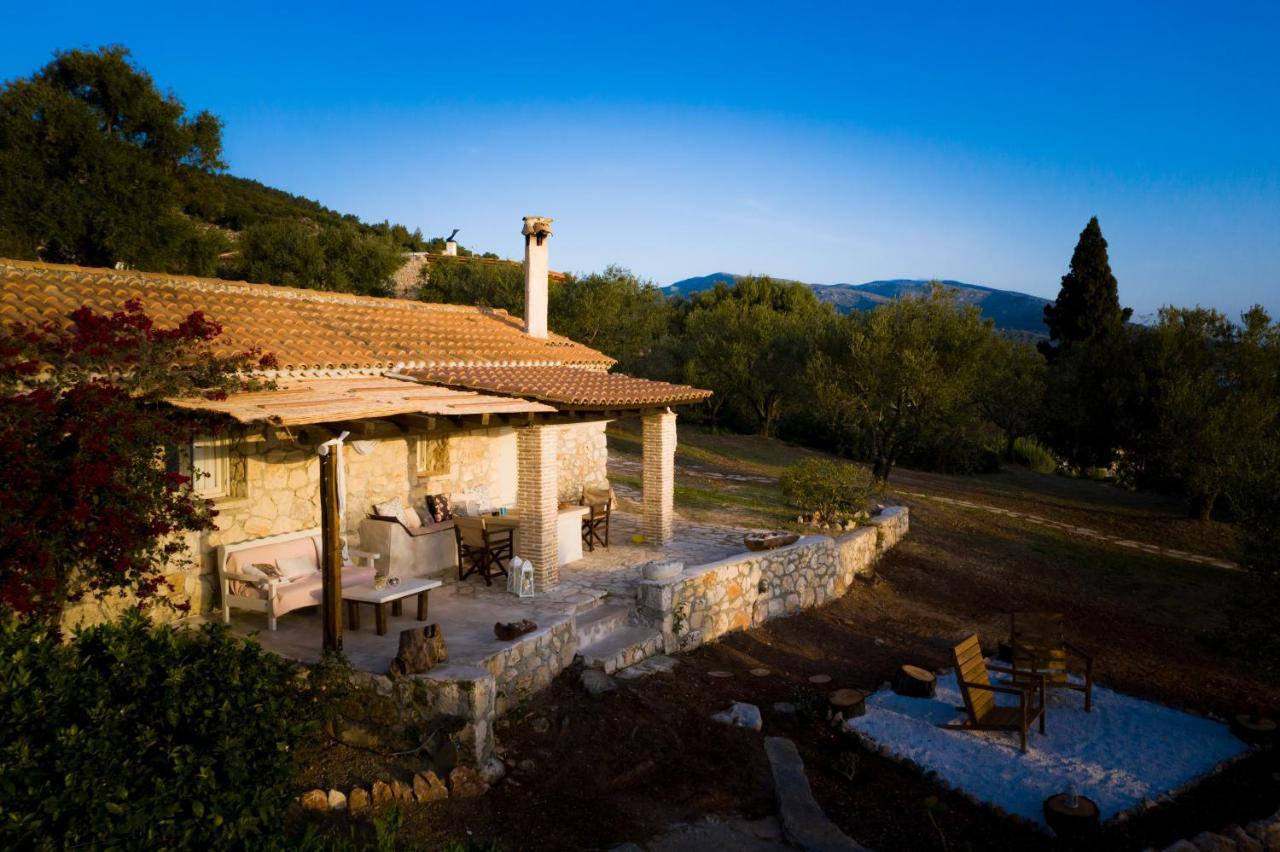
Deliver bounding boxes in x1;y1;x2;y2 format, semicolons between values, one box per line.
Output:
454;516;511;586
1009;612;1093;711
945;634;1046;753
581;500;611;552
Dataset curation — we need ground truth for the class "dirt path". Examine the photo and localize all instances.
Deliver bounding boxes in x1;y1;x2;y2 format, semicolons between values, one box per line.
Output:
894;489;1240;571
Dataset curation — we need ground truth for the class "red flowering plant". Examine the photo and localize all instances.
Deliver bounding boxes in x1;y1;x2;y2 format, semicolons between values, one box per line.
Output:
0;300;276;626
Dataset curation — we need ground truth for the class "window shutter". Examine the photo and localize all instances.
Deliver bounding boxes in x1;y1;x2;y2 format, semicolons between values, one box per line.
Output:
191;436;232;498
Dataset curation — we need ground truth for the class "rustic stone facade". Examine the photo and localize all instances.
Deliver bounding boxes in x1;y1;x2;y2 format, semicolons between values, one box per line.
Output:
63;422;609;628
555;421;609;503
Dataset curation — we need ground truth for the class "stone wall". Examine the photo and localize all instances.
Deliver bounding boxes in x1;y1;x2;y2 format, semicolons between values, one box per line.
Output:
412;427;518;510
63;422;609;628
639;507;909;652
554;421;609;503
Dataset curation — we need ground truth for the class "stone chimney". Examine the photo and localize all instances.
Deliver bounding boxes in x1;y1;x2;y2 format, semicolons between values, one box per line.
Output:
443;239;457;256
522;216;553;338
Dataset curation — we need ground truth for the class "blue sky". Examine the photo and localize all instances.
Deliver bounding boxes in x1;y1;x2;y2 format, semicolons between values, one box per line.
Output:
4;1;1278;317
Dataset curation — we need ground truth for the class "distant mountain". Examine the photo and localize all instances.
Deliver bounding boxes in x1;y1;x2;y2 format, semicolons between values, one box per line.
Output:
665;273;1051;336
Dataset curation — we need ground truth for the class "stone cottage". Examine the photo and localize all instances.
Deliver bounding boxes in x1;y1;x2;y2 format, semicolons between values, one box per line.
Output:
0;216;710;623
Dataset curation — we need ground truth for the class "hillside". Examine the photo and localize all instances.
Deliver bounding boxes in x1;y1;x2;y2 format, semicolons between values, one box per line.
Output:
666;273;1052;336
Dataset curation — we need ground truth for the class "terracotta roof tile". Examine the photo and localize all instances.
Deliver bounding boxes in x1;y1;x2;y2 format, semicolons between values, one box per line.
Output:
396;365;712;410
0;259;614;373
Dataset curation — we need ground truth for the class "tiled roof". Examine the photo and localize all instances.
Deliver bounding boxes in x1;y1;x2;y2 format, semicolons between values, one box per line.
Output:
395;365;712;410
168;376;555;426
0;259;614;373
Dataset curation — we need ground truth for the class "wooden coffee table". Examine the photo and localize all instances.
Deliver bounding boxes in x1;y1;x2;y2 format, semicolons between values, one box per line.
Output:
343;577;442;636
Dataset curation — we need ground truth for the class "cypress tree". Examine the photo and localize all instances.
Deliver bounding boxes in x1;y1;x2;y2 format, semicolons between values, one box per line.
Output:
1038;217;1135;469
1039;217;1132;358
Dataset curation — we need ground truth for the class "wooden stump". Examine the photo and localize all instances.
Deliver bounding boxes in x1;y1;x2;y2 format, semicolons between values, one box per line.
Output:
1043;793;1099;838
893;665;937;698
494;619;537;641
828;688;866;724
1230;712;1277;746
389;624;447;675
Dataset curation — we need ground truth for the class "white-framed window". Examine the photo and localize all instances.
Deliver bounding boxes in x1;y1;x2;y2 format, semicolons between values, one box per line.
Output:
416;436;450;478
191;435;236;499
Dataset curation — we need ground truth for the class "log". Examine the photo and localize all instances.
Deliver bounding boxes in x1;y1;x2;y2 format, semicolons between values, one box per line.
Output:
494;619;537;641
389;624;447;675
893;665;937;698
828;688;866;722
1230;710;1276;746
1043;793;1099;838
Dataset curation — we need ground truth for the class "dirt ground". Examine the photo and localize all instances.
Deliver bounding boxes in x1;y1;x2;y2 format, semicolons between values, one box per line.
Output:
294;428;1279;850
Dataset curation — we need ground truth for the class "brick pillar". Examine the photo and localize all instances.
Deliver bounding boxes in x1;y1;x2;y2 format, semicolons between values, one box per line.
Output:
642;409;677;545
517;425;559;591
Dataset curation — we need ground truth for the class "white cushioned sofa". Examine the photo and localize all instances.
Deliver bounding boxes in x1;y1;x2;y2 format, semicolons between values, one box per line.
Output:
216;528;379;630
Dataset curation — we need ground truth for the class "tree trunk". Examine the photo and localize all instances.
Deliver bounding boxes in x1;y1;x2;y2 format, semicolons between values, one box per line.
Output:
1189;491;1218;520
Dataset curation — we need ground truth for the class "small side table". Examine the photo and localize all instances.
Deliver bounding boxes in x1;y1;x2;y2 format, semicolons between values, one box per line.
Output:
342;577;443;636
1043;793;1099;838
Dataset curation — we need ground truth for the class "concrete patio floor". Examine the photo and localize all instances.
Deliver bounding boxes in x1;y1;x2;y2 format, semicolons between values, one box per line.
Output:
222;510;753;674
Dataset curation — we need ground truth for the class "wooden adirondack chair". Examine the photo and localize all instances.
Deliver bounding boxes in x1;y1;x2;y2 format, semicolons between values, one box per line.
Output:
947;634;1046;753
1009;612;1093;711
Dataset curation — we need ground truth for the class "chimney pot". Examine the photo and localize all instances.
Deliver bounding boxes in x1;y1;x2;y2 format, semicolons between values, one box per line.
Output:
522;216;553;338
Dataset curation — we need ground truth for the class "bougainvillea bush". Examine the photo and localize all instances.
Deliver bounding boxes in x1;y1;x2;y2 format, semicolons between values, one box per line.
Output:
0;300;274;624
0;612;317;850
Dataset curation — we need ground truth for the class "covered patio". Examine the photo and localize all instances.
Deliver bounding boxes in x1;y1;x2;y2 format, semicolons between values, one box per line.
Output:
224;509;750;671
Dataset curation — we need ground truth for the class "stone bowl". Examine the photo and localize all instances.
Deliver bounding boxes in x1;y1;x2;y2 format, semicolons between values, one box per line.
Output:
744;531;800;551
641;559;684;581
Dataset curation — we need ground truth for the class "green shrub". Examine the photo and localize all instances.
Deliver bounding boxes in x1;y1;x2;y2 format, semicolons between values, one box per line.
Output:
779;458;874;522
1011;437;1057;474
0;612;317;850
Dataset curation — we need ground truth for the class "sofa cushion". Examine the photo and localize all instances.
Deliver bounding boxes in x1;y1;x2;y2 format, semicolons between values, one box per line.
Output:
225;536;318;576
271;564;378;616
403;506;423;529
373;497;409;527
277;555;318;582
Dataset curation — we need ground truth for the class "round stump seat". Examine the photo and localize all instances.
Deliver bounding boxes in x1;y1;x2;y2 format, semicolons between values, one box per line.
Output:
1043;793;1099;838
893;664;937;698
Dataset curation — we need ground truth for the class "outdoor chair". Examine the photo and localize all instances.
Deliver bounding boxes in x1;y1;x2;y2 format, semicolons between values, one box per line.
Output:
581;488;612;552
582;502;610;551
945;634;1046;753
1009;612;1094;711
454;516;512;586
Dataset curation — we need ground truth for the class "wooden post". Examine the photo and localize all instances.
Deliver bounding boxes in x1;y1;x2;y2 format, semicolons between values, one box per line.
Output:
319;444;343;654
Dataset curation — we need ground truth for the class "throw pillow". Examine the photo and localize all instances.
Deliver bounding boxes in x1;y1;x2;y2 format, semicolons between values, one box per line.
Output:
403;506;423;529
253;562;284;581
240;563;269;585
373;497;406;525
276;555;317;582
427;493;453;523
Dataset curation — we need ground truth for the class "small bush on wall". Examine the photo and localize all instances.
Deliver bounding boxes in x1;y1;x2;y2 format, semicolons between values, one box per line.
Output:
0;612;316;850
779;458;875;523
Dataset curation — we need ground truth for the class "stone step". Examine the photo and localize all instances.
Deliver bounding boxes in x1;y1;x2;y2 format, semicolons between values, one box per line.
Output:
574;603;631;647
580;625;664;675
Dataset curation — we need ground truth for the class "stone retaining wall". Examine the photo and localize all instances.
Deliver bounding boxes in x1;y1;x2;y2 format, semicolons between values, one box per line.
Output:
333;507;908;768
639;507;908;653
484;617;579;716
